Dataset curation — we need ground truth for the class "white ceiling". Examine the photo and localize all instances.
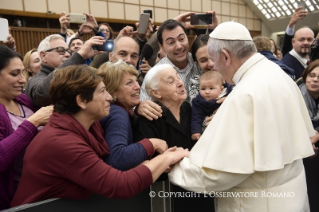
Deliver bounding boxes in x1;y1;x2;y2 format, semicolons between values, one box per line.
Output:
242;0;319;32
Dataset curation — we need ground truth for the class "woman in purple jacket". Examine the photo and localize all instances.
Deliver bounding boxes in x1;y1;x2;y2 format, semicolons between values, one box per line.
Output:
0;45;53;210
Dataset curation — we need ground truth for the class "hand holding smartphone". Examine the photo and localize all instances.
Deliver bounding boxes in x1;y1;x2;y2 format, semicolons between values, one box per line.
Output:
190;14;213;26
0;18;9;41
138;13;150;35
69;13;87;24
298;2;306;10
92;40;114;52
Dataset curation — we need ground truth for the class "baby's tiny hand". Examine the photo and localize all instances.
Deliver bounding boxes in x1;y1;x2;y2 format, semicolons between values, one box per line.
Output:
191;133;201;141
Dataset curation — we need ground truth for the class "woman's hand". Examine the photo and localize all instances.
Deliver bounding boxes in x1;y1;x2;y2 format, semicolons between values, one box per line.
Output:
149;138;168;154
27;105;54;127
136;100;162;120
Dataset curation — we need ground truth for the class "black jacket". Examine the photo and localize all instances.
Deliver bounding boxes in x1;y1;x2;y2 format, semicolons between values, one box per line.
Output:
135;101;193;150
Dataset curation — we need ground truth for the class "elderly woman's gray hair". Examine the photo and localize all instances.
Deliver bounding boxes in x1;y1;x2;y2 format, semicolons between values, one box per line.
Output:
207;38;257;60
144;64;174;97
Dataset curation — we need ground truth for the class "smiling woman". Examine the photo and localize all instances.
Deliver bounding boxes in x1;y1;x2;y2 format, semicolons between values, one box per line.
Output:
0;46;53;210
137;63;193;152
299;59;319;211
22;48;41;87
299;60;319;130
99;61;168;171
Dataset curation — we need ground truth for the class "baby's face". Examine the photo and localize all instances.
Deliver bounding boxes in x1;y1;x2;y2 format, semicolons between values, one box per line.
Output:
199;79;223;101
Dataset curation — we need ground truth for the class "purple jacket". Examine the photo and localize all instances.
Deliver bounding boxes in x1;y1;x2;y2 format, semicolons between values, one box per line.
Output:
0;93;38;210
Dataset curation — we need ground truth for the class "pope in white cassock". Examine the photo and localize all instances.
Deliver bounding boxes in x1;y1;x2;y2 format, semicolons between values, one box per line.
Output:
168;22;315;212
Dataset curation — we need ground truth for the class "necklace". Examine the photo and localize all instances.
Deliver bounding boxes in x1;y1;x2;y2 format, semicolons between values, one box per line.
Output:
7;104;26;118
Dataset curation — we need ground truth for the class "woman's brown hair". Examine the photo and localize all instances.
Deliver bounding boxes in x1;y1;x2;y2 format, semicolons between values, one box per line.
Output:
302;59;319;82
50;65;105;114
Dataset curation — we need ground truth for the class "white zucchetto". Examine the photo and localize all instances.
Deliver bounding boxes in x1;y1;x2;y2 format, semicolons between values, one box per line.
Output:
209;21;252;41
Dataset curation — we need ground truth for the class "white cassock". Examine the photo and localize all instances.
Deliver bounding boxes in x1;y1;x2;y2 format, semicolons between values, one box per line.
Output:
169;53;315;212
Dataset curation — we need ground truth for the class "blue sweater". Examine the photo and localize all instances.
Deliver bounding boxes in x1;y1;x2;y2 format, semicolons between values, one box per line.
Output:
191;95;221;134
99;104;154;171
191;83;232;134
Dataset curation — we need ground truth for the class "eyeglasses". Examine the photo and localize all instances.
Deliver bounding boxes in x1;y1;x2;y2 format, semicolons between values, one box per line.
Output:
308;73;319;80
45;47;73;55
101;29;110;33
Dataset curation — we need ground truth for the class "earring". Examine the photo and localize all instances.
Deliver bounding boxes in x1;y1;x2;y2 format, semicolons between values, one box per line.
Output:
113;96;117;101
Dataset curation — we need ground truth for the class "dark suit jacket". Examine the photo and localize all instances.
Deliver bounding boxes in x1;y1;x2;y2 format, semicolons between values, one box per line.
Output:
136;101;194;150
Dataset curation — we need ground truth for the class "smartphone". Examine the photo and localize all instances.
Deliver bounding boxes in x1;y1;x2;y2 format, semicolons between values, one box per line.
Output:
298;2;306;10
69;13;86;24
138;13;150;35
143;10;152;19
92;40;114;52
190;14;213;25
0;18;9;41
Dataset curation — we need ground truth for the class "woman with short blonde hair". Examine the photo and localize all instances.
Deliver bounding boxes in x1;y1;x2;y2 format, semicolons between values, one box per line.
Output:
99;61;168;171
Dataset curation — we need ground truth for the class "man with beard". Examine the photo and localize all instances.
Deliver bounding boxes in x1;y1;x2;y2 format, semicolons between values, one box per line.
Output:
282;27;314;80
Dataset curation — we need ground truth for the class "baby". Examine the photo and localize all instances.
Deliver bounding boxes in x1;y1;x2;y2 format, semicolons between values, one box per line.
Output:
191;71;228;141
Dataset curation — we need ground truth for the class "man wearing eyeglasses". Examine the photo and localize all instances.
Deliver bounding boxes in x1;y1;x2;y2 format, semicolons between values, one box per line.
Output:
25;34;105;108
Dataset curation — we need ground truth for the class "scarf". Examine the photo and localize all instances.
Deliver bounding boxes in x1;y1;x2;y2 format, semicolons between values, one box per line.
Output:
299;83;319;123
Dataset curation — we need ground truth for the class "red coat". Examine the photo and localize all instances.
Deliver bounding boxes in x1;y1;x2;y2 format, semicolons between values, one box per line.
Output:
11;112;152;207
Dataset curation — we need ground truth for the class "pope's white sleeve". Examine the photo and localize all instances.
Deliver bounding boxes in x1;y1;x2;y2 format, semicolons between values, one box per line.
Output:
169;157;250;192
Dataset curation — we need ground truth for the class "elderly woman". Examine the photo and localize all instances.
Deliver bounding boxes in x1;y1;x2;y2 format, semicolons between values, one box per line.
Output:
299;59;319;211
136;64;193;150
22;48;41;87
11;65;188;207
136;63;212;212
99;61;167;171
0;46;53;210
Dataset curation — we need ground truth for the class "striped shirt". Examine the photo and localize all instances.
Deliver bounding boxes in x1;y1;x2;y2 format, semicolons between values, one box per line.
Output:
140;53;202;102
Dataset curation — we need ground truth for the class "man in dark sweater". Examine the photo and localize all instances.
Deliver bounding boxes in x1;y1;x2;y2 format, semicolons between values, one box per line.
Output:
282;27;314;80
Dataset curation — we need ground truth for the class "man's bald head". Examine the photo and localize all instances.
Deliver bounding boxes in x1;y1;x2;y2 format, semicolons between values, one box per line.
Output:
109;36;139;67
292;27;314;58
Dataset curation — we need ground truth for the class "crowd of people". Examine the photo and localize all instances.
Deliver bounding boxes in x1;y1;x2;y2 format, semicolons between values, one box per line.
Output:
1;6;319;212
